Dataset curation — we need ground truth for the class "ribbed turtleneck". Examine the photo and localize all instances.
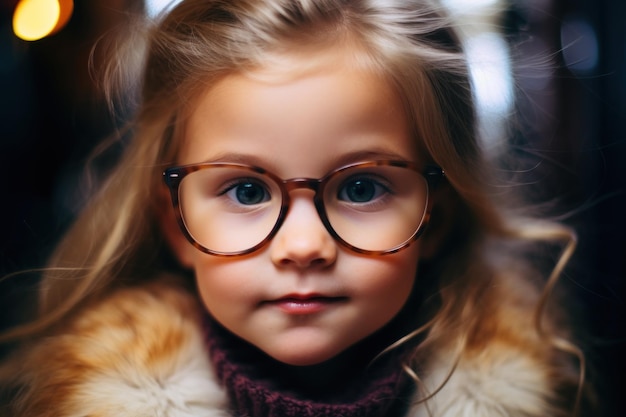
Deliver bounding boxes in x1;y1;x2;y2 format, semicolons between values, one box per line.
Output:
203;316;415;417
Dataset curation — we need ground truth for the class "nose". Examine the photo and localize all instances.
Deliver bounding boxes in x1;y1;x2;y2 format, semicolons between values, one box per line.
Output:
270;192;337;269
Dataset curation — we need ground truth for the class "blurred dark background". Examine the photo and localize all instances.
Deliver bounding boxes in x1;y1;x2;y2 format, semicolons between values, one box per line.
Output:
0;0;624;415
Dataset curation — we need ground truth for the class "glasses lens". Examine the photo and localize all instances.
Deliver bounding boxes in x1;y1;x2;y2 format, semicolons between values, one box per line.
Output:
323;164;429;252
178;166;282;253
174;162;431;255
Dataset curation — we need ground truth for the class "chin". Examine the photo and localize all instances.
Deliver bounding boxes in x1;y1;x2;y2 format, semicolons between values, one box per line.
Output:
264;344;343;367
271;352;335;367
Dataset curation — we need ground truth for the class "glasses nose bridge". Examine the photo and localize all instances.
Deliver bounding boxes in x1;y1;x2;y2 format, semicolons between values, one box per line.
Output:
279;177;327;222
282;178;323;195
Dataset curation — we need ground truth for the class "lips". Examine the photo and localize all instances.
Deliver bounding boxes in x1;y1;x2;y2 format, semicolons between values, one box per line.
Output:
268;294;347;315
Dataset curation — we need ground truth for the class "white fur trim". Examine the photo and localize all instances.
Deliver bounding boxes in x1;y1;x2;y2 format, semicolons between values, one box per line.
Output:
67;322;228;417
408;347;550;417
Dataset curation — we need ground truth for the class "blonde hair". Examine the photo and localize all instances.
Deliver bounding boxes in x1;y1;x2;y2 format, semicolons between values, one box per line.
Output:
2;0;583;409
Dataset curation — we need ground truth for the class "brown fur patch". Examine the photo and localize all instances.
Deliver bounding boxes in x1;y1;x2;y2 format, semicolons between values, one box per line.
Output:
5;277;203;417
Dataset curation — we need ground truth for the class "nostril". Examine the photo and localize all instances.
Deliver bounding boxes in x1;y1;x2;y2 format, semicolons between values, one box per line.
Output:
278;258;293;267
277;256;329;269
310;258;328;267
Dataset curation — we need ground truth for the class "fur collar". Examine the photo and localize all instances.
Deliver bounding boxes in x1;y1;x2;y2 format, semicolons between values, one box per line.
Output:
3;279;563;417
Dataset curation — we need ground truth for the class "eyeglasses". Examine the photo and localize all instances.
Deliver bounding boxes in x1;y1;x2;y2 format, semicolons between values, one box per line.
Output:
163;160;444;257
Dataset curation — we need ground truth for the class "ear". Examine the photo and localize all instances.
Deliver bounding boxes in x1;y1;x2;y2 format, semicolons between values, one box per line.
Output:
156;186;196;268
419;184;456;260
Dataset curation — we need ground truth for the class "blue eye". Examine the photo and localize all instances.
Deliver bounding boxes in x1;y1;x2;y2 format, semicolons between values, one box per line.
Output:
338;178;387;203
224;181;270;205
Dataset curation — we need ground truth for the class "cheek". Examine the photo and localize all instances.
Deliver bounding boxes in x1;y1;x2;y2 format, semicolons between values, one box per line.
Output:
192;258;256;317
350;245;420;308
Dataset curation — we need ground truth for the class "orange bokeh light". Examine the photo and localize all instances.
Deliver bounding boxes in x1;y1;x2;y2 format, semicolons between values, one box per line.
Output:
12;0;74;41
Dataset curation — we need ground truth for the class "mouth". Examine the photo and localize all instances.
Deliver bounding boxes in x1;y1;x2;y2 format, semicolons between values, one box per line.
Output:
266;294;348;315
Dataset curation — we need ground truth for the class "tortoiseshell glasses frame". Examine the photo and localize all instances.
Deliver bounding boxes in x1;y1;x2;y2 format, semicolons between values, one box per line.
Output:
163;160;444;257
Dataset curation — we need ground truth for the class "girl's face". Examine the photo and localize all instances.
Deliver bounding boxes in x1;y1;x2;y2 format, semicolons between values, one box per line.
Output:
168;47;423;366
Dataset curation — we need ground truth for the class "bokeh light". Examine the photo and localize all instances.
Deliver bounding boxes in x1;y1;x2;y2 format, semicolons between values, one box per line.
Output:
12;0;73;41
561;16;599;74
145;0;183;18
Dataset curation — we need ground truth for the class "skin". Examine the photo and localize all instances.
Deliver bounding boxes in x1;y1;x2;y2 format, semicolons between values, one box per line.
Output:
165;46;425;368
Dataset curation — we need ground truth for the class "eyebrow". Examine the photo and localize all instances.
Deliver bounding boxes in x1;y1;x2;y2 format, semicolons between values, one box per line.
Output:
203;148;412;169
329;149;413;166
202;153;271;166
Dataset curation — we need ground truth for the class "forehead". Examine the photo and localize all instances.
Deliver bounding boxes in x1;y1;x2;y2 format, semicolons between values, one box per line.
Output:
178;46;418;176
245;38;384;80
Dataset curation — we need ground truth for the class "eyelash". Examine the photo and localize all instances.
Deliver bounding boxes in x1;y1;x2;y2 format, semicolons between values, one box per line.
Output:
336;175;394;207
218;178;272;207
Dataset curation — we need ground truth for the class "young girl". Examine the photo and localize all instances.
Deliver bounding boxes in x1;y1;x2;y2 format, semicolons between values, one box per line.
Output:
0;0;584;416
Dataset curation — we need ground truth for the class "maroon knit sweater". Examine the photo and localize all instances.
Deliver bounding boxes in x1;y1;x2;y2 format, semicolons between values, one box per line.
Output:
203;316;415;417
